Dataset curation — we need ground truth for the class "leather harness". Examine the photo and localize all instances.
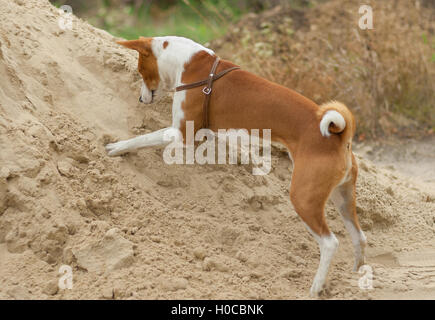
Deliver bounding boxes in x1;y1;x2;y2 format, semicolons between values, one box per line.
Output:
175;57;240;128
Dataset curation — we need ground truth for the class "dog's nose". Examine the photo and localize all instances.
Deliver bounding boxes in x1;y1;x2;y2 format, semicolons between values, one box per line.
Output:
139;96;143;103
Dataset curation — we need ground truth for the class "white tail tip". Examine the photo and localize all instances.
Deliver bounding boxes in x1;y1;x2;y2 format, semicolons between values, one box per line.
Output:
320;110;346;137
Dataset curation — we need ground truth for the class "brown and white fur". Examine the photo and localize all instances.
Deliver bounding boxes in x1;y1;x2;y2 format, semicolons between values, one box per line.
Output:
106;36;367;297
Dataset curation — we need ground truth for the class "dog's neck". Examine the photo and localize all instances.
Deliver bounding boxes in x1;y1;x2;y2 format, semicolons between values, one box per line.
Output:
151;36;215;91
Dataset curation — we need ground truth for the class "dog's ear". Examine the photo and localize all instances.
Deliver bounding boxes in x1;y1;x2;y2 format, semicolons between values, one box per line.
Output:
117;37;152;57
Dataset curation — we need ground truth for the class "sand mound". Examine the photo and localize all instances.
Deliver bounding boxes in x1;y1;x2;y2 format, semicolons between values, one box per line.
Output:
0;0;434;299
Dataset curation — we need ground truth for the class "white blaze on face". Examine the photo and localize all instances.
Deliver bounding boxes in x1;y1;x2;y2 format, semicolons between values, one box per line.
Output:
140;79;153;104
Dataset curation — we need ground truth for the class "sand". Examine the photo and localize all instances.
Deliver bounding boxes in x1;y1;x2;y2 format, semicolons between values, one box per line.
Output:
0;0;434;300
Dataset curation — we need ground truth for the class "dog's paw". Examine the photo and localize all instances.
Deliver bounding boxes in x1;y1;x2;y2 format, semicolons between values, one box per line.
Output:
105;141;129;157
353;256;366;272
309;280;324;298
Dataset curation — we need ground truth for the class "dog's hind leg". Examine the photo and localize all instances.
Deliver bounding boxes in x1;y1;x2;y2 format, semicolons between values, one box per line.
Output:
106;127;181;156
289;158;339;297
330;153;367;271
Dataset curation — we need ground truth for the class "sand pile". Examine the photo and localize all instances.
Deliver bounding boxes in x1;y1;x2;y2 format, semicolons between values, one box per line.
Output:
0;0;434;299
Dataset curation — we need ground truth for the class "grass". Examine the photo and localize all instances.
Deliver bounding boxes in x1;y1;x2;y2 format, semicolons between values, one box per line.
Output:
212;0;435;137
53;0;248;44
51;0;300;43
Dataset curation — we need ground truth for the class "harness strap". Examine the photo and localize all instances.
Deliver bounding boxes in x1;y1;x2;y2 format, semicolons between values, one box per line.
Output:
175;56;240;128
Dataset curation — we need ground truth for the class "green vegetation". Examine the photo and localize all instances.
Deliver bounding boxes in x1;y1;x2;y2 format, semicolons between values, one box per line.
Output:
97;0;244;43
50;0;288;43
213;0;435;137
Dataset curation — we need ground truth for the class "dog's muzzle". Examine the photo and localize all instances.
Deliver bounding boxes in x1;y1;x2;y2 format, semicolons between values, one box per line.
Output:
139;90;156;104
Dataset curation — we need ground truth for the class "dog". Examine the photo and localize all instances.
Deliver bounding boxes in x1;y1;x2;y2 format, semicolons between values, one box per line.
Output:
106;36;367;297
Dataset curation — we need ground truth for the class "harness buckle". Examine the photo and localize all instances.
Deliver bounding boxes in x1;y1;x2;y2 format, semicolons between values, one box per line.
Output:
202;87;212;95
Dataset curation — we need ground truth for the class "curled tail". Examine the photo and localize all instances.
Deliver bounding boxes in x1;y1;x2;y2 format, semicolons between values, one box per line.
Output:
318;101;355;138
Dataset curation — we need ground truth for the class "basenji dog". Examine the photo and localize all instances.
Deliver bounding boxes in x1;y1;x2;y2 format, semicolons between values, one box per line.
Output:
106;36;367;297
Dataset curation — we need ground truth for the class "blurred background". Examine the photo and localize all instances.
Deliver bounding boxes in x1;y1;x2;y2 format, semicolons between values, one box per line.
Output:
50;0;307;42
49;0;435;139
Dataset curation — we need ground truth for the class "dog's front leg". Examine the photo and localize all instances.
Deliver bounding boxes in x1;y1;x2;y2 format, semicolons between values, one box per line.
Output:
106;127;180;156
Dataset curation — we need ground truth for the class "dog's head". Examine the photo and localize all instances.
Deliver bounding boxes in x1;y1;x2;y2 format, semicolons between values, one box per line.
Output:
117;37;160;104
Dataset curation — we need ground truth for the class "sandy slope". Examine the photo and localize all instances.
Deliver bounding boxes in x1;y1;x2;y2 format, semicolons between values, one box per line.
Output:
0;0;434;299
